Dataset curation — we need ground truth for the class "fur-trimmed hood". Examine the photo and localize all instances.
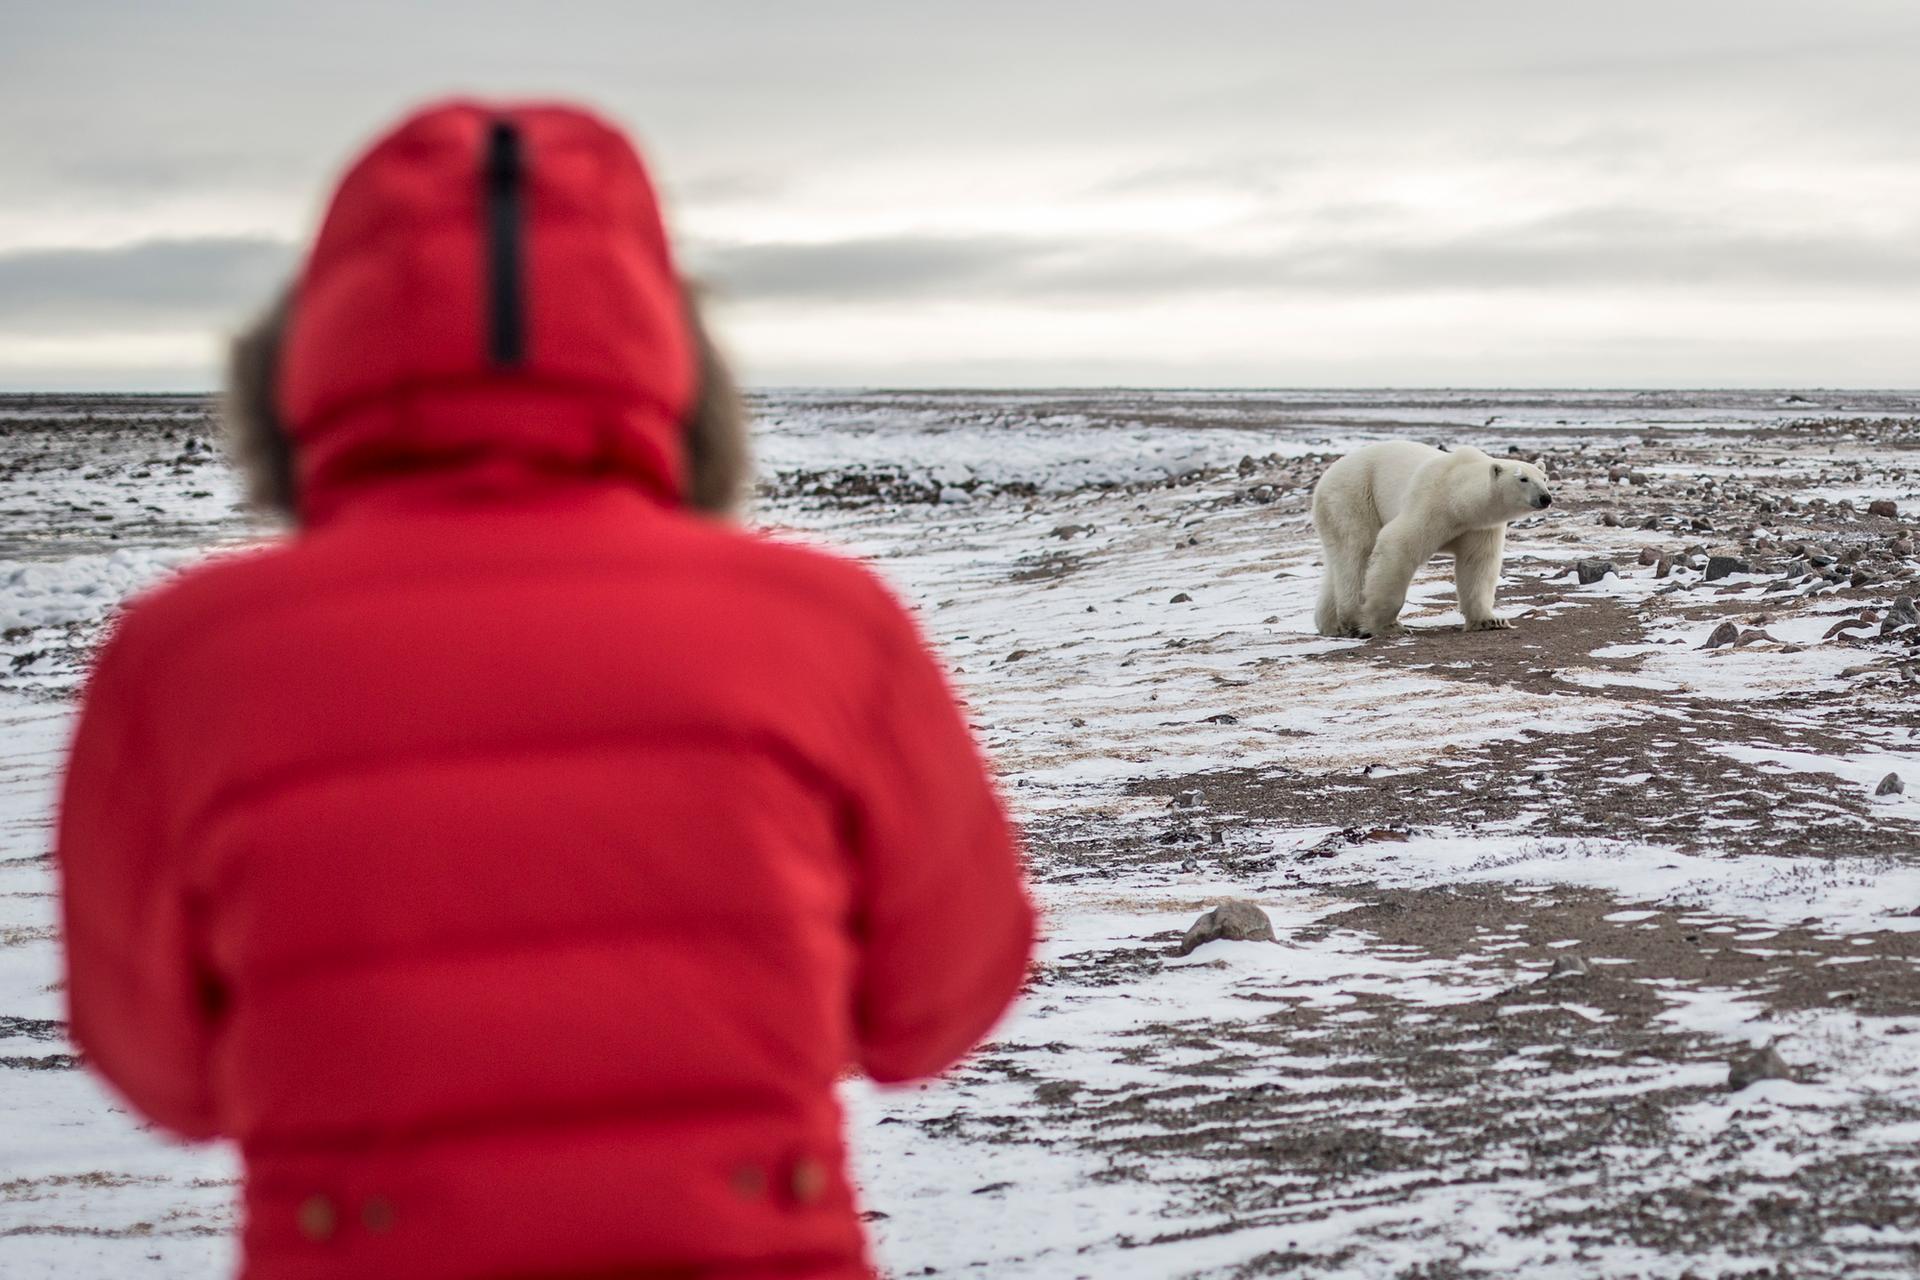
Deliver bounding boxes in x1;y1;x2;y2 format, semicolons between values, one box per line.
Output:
228;100;745;524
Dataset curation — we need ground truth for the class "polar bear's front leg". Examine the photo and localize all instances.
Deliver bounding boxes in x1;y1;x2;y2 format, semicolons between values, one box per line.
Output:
1359;518;1432;636
1453;527;1509;630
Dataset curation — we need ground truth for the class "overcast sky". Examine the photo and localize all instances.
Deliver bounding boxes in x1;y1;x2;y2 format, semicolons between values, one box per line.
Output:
4;0;1918;389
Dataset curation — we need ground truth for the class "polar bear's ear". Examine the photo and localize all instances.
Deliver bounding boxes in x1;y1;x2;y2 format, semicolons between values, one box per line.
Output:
1490;463;1503;478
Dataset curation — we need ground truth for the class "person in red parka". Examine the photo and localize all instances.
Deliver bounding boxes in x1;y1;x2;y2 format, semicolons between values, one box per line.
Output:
56;99;1035;1280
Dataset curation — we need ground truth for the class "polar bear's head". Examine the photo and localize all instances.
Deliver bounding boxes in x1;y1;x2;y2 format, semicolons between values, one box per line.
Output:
1488;460;1554;517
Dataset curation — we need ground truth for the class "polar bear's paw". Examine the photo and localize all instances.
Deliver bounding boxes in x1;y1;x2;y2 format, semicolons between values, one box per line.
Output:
1359;621;1405;640
1465;617;1514;632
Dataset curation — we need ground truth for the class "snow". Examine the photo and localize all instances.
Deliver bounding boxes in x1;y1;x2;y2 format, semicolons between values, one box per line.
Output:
1;551;188;629
6;389;1920;1278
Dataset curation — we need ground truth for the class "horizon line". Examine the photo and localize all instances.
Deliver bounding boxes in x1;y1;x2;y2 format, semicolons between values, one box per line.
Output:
4;384;1920;397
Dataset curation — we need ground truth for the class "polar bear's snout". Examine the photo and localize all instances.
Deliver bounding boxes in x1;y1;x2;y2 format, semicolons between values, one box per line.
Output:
1511;466;1554;511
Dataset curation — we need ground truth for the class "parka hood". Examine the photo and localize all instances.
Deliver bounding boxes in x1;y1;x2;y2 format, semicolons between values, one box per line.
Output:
277;100;696;523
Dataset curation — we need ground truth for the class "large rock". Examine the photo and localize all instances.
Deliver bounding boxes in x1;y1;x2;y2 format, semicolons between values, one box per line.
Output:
1727;1044;1795;1090
1882;595;1920;633
1575;559;1617;585
1175;900;1277;956
1876;772;1904;797
1547;954;1591;978
1702;620;1740;649
1705;555;1751;581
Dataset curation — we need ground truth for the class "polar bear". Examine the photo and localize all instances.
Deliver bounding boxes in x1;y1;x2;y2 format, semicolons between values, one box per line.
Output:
1312;442;1553;638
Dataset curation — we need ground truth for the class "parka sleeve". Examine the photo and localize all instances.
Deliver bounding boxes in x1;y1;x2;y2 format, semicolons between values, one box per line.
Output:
849;598;1036;1084
56;633;221;1140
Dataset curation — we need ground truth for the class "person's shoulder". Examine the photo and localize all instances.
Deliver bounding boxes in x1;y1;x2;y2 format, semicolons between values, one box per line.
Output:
677;520;915;635
94;540;301;679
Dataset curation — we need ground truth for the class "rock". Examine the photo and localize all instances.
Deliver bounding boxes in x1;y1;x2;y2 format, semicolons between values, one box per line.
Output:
1851;570;1874;588
1882;595;1920;633
1547;954;1591;978
1876;772;1904;797
938;486;971;504
1601;512;1621;528
1639;515;1661;530
1823;617;1873;639
1049;523;1094;539
1893;536;1915;557
1262;614;1281;624
1004;649;1033;663
1175;900;1278;956
1608;465;1626;482
1172;790;1202;808
1575;559;1617;585
1169;592;1193;604
1236;455;1257;477
1705;556;1750;581
1638;546;1660;566
1629;472;1650;486
1783;558;1811;579
1735;628;1779;646
1655;555;1674;579
1703;620;1740;648
1727;1044;1795;1091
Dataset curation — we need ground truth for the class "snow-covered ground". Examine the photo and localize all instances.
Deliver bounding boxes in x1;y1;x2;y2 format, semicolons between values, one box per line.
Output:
4;390;1920;1278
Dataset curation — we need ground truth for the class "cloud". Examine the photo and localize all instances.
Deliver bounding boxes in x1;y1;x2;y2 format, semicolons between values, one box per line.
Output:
0;236;294;328
14;209;1913;340
687;235;1041;301
692;209;1920;306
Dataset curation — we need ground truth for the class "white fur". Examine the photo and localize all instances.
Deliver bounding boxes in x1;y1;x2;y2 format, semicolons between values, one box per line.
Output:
1311;443;1553;638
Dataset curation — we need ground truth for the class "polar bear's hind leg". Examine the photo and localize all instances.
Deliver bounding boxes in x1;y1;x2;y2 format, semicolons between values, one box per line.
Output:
1314;571;1340;636
1314;513;1375;637
1359;518;1431;636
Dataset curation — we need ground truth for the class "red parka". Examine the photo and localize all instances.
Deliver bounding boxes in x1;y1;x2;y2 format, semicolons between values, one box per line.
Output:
56;101;1034;1280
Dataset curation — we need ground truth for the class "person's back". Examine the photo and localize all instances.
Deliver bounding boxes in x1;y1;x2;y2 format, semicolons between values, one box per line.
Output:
56;101;1035;1280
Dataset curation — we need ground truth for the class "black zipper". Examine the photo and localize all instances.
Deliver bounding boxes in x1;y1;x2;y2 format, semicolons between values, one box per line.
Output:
483;119;526;367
